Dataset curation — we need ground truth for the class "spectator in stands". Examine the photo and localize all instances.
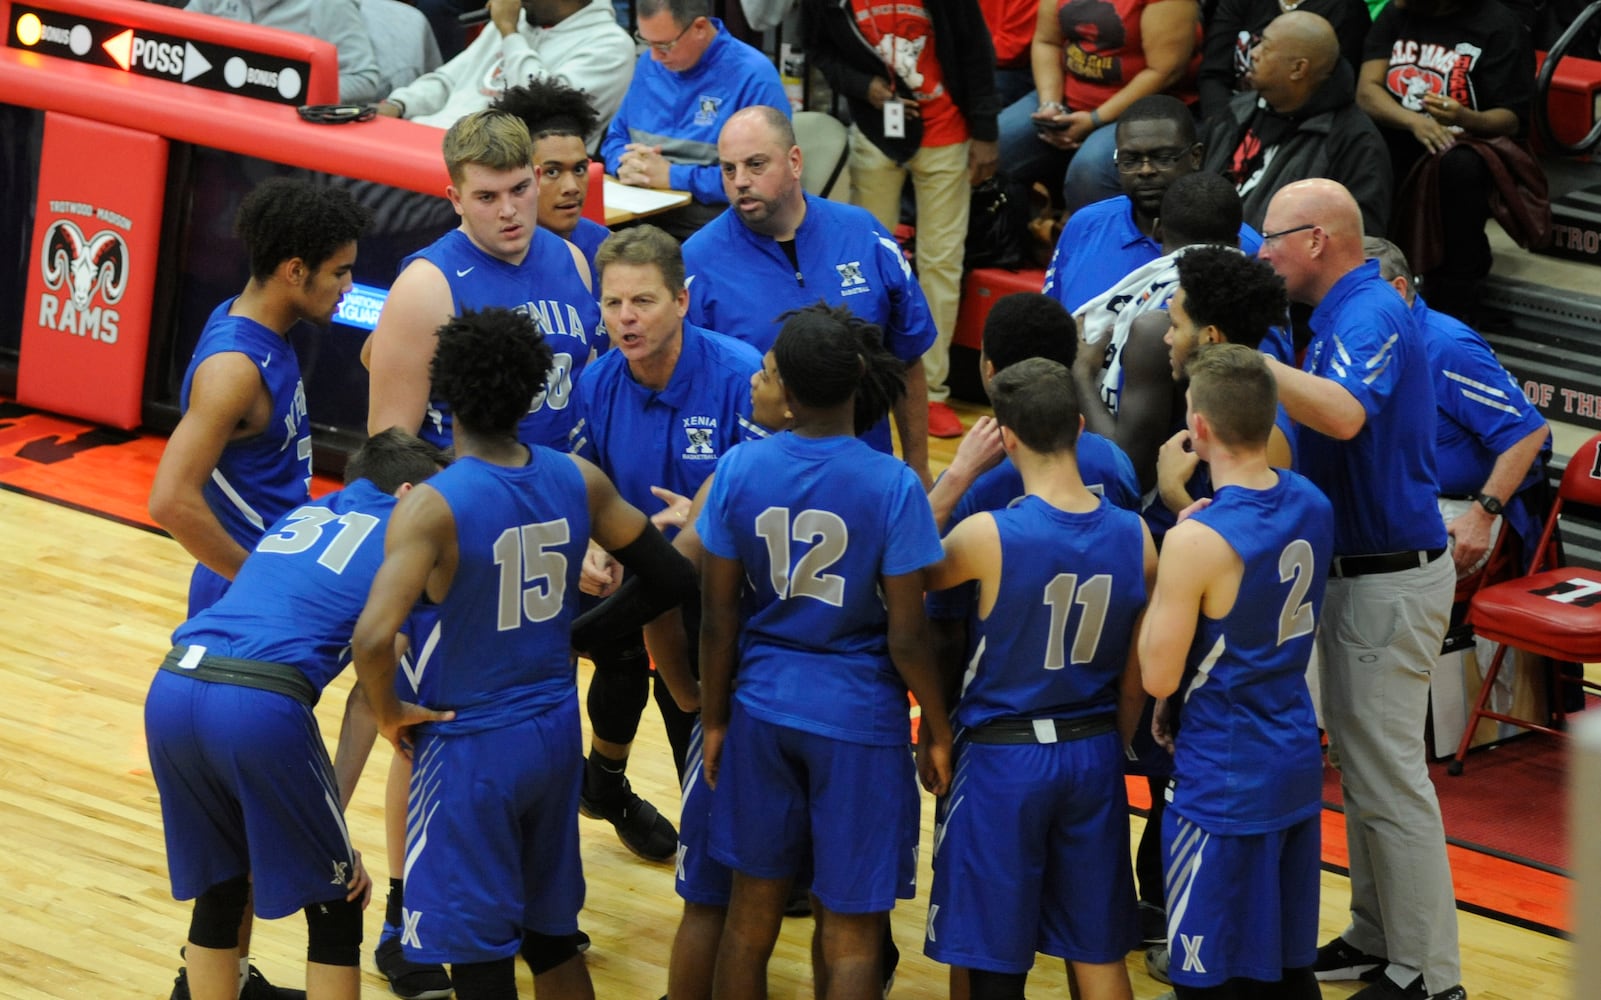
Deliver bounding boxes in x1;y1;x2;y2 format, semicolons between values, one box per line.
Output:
1043;96;1260;317
981;0;1046;105
1197;0;1369;120
1365;237;1551;577
1200;10;1391;234
378;0;634;148
1357;0;1535;325
996;0;1201;213
493;80;611;276
801;0;1000;440
604;0;790;240
184;0;383;104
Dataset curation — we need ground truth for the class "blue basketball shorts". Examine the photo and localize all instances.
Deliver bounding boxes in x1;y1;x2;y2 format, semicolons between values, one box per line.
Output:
677;720;733;906
924;731;1139;972
1163;809;1321;986
145;670;356;919
400;706;586;965
708;701;919;914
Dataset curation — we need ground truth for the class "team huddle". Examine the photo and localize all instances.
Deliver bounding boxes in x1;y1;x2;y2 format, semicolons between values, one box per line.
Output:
142;81;1516;1000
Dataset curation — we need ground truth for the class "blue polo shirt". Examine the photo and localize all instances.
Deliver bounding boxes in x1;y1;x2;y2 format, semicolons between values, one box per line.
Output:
569;321;765;520
683;193;937;453
602;21;790;206
1042;196;1263;313
1300;261;1445;557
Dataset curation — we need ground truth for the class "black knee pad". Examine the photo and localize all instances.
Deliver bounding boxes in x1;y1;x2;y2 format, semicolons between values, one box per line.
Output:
519;931;580;976
188;875;250;950
586;631;651;744
303;896;363;967
452;957;518;1000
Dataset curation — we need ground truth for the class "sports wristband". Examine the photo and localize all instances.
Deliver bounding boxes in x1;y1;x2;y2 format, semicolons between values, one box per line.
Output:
1089;108;1104;128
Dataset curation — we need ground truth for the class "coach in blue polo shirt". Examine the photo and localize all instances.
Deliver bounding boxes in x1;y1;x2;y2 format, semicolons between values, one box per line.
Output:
604;0;790;240
1042;96;1263;314
568;224;764;863
682;105;938;487
1260;180;1464;1000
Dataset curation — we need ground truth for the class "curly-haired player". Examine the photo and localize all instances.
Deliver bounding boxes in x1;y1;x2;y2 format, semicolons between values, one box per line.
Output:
492;80;608;275
148;174;372;999
352;307;696;1000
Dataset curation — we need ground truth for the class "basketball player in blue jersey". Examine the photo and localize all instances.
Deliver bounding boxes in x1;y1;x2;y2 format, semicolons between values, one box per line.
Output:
148;177;371;1000
147;429;445;1000
567;225;764;864
921;358;1155;1000
697;303;954;1000
352;307;696;1000
492;81;611;284
1152;247;1297;520
1138;345;1333;1000
365;109;601;453
151;178;371;618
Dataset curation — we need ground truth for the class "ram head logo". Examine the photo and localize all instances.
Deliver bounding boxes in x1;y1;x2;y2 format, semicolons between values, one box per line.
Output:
42;220;129;309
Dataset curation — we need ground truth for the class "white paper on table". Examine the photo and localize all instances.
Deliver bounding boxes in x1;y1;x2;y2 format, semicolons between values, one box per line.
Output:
602;178;691;215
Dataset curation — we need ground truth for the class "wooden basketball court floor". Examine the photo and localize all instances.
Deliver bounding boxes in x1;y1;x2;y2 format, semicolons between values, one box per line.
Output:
0;484;1572;999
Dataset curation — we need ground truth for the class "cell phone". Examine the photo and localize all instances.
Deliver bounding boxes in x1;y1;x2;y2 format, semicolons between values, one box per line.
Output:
1036;119;1071;131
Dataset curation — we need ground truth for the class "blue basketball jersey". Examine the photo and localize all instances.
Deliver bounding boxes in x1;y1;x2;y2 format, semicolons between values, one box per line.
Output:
414;451;590;734
172;479;398;691
1169;472;1333;833
957;496;1148;729
925;433;1139;624
697;432;944;745
179;298;310;549
569;218;609;298
404;227;600;451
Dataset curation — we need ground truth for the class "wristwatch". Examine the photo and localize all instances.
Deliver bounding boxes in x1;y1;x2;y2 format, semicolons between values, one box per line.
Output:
1475;492;1505;516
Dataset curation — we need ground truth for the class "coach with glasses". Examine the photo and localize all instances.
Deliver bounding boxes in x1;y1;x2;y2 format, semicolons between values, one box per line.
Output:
603;0;790;240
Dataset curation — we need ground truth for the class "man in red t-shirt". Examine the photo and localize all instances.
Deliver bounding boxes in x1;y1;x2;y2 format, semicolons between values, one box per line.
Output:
805;0;1001;442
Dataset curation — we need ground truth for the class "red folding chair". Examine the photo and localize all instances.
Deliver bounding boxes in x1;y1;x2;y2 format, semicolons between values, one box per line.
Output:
1449;431;1601;775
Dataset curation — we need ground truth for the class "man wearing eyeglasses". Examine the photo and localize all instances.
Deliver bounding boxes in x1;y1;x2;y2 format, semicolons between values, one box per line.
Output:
377;0;633;145
1258;179;1465;1000
1042;96;1263;319
603;0;790;240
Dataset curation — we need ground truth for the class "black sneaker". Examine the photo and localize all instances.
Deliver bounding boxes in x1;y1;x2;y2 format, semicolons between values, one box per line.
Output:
1138;901;1167;946
172;964;306;1000
375;936;453;999
1350;972;1468;1000
579;776;677;862
1313;937;1387;982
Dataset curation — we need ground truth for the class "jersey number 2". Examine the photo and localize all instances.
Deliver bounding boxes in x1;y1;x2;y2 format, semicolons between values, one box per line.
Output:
755;506;848;606
493;520;570;630
1277;539;1316;645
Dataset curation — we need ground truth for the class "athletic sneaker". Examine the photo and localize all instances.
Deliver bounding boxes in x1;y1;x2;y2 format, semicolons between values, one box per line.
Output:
1144;945;1170;985
171;963;305;1000
375;935;452;1000
1349;972;1468;1000
1313;937;1387;982
927;401;964;439
579;776;677;862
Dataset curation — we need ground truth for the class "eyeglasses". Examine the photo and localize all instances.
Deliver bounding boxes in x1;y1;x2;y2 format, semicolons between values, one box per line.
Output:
635;19;697;54
1261;223;1318;242
1113;146;1194;172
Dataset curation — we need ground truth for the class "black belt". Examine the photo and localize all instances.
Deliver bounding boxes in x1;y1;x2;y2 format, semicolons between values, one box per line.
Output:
159;645;319;706
965;714;1116;745
1330;547;1446;579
